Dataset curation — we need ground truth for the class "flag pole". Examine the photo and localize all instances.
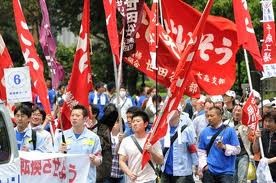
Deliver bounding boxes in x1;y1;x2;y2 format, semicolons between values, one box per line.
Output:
244;48;264;158
158;0;164;27
116;28;125;133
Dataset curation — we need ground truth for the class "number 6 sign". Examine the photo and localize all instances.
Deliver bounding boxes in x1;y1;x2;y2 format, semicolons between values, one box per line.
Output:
4;66;32;103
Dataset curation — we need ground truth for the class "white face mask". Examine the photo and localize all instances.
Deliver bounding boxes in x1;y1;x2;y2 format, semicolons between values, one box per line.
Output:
119;91;126;98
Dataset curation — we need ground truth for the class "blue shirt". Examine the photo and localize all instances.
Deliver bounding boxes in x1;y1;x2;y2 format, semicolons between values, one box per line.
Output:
16;131;26;150
164;126;177;175
198;124;240;175
88;91;109;120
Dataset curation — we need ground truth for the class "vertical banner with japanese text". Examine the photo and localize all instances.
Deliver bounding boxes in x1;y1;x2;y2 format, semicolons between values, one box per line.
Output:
261;0;276;78
20;151;90;183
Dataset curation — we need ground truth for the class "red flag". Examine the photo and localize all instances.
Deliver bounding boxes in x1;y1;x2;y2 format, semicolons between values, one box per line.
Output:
148;0;158;70
141;0;214;168
60;0;92;130
103;0;120;64
13;0;51;114
261;0;276;78
123;0;145;55
242;92;261;132
161;0;238;95
124;0;238;95
233;0;263;71
0;34;13;101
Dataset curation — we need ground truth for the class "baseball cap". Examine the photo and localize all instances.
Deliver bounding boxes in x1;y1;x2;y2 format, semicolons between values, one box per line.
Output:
210;95;223;103
225;90;236;98
262;99;272;107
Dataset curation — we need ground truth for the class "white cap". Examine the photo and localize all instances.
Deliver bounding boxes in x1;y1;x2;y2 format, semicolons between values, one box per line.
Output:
210;95;223;103
263;99;272;107
225;90;236;98
197;94;207;103
252;90;261;100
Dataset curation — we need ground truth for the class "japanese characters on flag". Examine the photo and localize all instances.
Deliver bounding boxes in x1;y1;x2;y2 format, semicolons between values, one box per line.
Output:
20;151;90;183
39;0;65;89
103;0;120;64
162;0;238;95
123;0;145;55
0;34;13;101
242;92;261;132
149;0;158;70
233;0;264;71
124;0;238;96
12;0;51;114
261;0;276;79
60;0;92;130
116;0;127;17
141;0;214;168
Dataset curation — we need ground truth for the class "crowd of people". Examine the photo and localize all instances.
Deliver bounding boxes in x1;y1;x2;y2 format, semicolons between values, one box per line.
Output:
12;79;276;183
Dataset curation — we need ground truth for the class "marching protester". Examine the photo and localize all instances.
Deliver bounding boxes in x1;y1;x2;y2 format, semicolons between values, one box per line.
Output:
226;105;253;183
252;111;276;182
223;90;236;121
14;104;53;152
96;103;119;182
124;106;142;137
106;119;125;183
54;104;102;183
198;106;240;183
89;81;109;120
30;106;53;148
193;98;214;138
118;110;163;183
160;108;198;183
111;85;133;124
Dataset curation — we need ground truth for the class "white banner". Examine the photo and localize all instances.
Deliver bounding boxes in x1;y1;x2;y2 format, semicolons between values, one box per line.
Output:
4;67;32;103
19;151;90;183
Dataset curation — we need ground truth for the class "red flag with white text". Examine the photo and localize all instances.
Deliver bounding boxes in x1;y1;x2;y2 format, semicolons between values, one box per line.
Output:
60;0;92;130
0;34;13;101
122;0;144;55
233;0;263;71
261;0;276;78
242;92;261;132
141;0;214;168
13;0;51;115
124;0;238;95
103;0;120;64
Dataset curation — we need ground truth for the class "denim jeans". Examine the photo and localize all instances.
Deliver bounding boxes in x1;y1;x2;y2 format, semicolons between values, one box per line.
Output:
160;172;195;183
102;176;124;183
202;170;233;183
233;154;249;183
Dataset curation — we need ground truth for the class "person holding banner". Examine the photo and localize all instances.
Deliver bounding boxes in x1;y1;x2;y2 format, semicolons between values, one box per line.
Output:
253;111;276;181
14;104;53;152
54;104;102;183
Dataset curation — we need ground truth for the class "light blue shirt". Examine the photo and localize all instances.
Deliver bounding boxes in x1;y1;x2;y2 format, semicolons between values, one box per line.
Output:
161;113;198;176
54;127;102;183
14;126;53;152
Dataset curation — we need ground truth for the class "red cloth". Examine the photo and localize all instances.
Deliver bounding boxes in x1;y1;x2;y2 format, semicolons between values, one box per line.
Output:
13;0;51;115
233;0;263;71
60;0;92;130
141;0;215;168
0;35;13;101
